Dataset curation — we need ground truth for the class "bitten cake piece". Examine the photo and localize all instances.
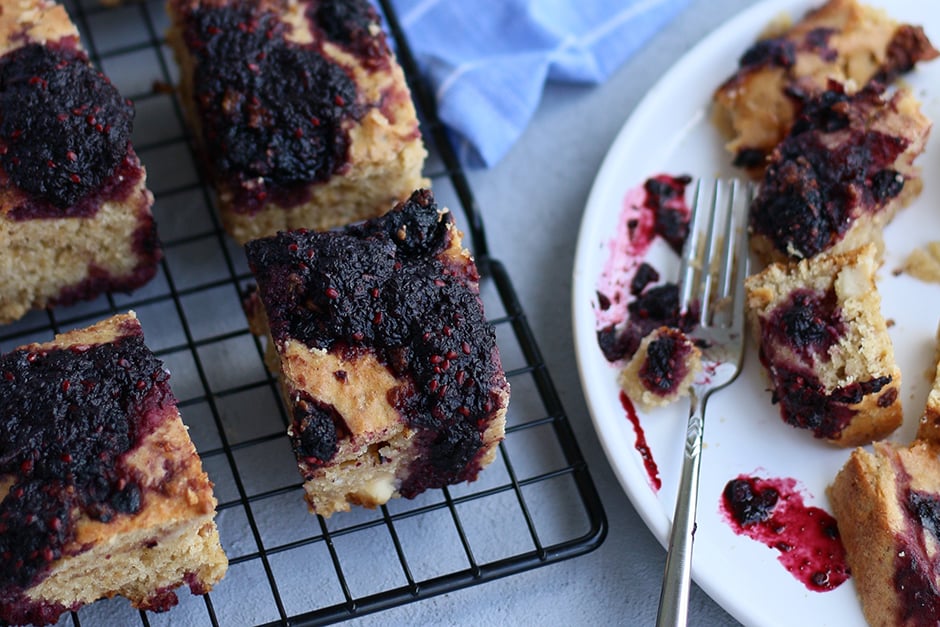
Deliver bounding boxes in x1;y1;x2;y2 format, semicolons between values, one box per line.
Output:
244;189;509;517
749;83;931;264
713;0;937;174
0;0;160;324
745;244;902;446
166;0;428;244
829;441;940;625
619;326;701;411
0;313;227;626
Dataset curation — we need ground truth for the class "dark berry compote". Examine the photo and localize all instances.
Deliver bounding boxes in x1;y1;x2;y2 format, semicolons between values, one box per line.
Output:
595;174;695;363
0;41;140;219
720;475;849;592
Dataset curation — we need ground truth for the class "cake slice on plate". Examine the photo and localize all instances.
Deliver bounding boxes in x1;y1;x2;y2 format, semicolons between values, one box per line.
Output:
829;440;940;625
745;244;902;446
713;0;937;175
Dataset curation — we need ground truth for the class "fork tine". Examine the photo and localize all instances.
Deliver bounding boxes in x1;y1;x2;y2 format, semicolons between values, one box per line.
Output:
677;179;707;313
714;180;738;302
682;179;752;329
696;180;724;326
730;183;754;332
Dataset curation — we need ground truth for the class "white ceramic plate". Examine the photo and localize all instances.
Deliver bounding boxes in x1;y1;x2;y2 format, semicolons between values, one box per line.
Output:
572;1;940;625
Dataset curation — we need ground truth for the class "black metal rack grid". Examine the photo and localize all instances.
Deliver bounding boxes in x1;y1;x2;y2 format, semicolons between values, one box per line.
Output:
0;1;608;625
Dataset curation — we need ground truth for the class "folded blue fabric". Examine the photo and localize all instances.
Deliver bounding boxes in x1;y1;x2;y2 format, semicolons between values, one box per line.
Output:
388;0;692;167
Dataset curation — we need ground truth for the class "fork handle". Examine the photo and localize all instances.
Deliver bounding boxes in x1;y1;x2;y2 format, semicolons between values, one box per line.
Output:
655;391;705;627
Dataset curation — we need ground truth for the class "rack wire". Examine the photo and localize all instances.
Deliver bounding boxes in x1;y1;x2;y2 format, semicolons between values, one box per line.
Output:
0;1;608;625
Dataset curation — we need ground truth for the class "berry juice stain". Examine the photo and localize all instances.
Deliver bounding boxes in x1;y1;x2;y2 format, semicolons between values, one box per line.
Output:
594;174;693;362
720;475;849;592
620;392;660;491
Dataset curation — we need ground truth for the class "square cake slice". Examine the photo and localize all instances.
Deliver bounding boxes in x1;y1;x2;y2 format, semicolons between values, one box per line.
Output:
244;189;510;517
0;312;227;626
0;0;160;324
745;244;902;446
713;0;937;174
166;0;428;243
829;441;940;626
748;83;931;264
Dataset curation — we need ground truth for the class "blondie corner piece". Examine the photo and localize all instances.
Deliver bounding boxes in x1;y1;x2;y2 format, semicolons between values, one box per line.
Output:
0;0;160;325
745;244;902;446
829;441;940;625
244;189;510;517
0;312;227;626
713;0;937;175
166;0;428;244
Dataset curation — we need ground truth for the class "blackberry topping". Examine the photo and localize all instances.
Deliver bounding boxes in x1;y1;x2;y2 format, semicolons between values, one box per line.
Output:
766;289;843;358
751;86;909;259
871;169;904;201
597;283;696;363
804;27;837;61
830;376;891;405
307;0;390;66
639;331;693;395
790;86;851;135
292;393;345;467
894;488;940;622
738;37;796;69
349;186;448;256
615;284;681;361
644;174;691;254
597;325;630;363
751;154;834;257
732;147;767;169
246;190;501;490
596;175;694;363
0;333;170;593
723;478;779;526
405;419;481;496
894;552;940;622
643;176;685;201
184;5;358;211
0;42;133;210
630;262;660;296
764;362;890;439
630;284;679;325
907;490;940;541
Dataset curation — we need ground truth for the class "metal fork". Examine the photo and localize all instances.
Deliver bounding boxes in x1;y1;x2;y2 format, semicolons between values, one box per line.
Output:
655;179;753;627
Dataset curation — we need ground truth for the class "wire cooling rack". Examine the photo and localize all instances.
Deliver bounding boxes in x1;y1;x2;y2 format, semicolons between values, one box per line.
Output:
0;1;607;625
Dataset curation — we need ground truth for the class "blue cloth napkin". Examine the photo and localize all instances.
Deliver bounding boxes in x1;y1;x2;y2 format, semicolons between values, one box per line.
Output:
389;0;692;167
